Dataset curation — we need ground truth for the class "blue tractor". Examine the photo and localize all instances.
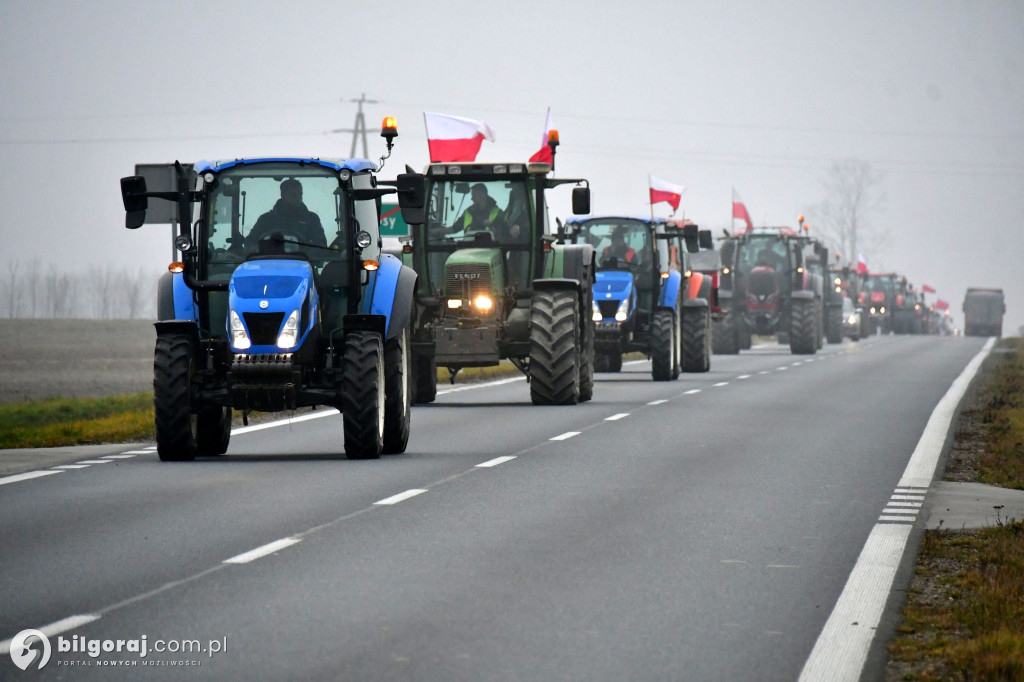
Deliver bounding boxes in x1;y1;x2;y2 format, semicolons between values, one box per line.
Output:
565;217;710;379
120;121;426;460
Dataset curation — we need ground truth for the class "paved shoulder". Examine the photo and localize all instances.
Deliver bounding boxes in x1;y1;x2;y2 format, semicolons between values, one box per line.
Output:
925;480;1024;529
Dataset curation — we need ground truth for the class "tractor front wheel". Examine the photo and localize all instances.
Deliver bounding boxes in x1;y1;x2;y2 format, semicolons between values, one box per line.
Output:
341;331;385;459
153;335;198;462
789;299;818;354
650;309;676;381
529;289;581;405
682;302;711;372
197;406;231;456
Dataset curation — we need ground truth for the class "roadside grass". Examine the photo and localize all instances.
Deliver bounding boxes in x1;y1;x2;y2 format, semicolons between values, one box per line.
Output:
888;337;1024;681
0;393;155;448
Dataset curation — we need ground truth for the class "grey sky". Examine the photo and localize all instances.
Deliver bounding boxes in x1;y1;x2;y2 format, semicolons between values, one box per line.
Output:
2;0;1021;331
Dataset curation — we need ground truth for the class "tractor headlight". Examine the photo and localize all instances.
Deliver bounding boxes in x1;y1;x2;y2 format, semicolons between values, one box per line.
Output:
592;300;602;322
447;299;462;309
230;310;251;350
614;298;629;322
473;295;493;311
277;309;300;349
880;306;886;314
848;314;858;324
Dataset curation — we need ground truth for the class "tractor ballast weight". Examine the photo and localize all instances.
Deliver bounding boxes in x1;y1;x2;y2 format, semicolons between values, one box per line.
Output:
121;135;427;461
401;162;595;405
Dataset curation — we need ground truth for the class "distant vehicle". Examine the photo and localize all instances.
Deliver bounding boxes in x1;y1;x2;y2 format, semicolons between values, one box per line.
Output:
962;288;1005;337
841;297;861;341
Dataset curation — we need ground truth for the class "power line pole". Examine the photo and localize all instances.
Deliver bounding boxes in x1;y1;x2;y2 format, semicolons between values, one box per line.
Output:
331;93;379;158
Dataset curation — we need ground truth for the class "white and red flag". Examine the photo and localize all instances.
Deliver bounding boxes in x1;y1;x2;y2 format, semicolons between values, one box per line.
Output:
935;299;950;311
649;175;685;210
732;189;753;232
857;253;869;275
423;111;495;163
529;108;554;164
922;284;936;293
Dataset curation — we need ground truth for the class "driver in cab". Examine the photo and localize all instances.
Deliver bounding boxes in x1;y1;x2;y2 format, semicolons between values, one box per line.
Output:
603;230;636;264
247;178;326;249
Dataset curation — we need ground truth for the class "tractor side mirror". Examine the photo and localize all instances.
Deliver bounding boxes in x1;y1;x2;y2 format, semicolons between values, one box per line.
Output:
681;223;699;252
396;173;426;225
121;176;148;229
571;187;590;215
698;229;713;250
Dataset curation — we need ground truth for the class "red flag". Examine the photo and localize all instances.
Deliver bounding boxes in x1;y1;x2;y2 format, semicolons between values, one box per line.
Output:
732;188;753;232
423;111;495;163
935;299;949;311
649;175;684;210
922;284;936;293
857;253;868;275
529;108;554;164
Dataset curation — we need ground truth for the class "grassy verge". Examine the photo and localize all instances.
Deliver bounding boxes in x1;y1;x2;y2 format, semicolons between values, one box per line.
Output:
0;393;155;448
887;338;1024;680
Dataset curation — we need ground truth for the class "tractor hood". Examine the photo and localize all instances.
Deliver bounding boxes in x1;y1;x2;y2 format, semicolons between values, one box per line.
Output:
227;259;318;353
594;270;634;303
443;248;506;297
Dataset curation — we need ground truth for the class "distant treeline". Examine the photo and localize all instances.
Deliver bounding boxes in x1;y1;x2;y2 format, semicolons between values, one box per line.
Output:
2;259;156;320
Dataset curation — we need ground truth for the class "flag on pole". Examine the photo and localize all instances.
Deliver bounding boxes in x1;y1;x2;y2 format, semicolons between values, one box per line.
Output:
732;189;753;232
423;111;495;163
922;284;936;293
649;175;684;210
529;108;554;164
857;253;869;275
935;299;949;311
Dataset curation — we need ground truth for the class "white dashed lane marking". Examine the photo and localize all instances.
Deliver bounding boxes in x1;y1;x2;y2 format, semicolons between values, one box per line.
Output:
476;456;516;468
374;489;428;506
604;413;630;421
550;432;581;441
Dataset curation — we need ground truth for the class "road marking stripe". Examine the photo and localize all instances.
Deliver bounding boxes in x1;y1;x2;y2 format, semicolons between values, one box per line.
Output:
223;537;301;564
604;413;630;421
52;465;91;470
759;370;771;375
116;451;150;455
886;501;922;508
550;431;581;441
476;456;516;468
684;389;701;395
713;382;729;387
647;399;668;405
777;366;789;371
891;494;925;501
374;489;427;505
800;338;995;682
881;508;918;515
76;460;113;465
0;615;100;655
0;470;63;485
737;374;751;379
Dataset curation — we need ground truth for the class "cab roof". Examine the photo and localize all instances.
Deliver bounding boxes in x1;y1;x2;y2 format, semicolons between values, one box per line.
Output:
194;158;377;173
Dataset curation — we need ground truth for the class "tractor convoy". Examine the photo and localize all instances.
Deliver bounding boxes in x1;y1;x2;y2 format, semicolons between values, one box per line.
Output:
120;117;996;461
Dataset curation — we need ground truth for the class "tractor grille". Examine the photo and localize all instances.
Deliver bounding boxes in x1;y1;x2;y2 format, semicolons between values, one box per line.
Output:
597;300;619;318
242;311;285;346
445;263;492;299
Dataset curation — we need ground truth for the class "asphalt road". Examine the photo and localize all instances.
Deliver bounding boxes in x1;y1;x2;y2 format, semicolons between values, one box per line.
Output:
0;335;989;681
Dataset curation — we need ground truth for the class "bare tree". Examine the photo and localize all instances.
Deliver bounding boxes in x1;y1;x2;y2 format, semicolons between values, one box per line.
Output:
810;159;886;266
45;264;73;318
122;267;148;319
25;257;41;319
4;260;22;319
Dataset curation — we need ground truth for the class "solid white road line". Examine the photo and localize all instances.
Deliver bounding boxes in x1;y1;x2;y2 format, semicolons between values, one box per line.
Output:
0;614;100;655
374;489;428;506
799;338;995;682
476;456;516;468
0;470;63;486
223;538;301;564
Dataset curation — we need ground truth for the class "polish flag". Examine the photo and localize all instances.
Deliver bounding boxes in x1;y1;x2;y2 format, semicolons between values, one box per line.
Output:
935;299;949;311
732;189;753;232
922;284;936;293
649;175;684;210
857;253;869;275
529;108;554;164
423;111;495;163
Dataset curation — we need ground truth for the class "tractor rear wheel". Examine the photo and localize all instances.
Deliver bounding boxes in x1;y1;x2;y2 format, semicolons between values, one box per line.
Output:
383;325;411;455
529;289;580;405
579;317;595;402
607;353;622;373
789;299;817;354
341;331;385;459
153;335;198;462
412;353;436;405
682;302;711;372
650;309;675;381
826;306;843;344
712;317;738;355
197;406;231;456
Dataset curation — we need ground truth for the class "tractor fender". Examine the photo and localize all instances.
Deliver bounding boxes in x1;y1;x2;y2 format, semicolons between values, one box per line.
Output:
157;271;197;322
361;254;417;340
683;297;709;310
546;243;596;285
685;271;706;301
790;289;816;301
154;319;200;348
657;269;683;310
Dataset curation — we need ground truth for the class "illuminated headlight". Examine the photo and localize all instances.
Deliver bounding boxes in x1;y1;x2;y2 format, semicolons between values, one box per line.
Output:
229;310;251;350
722;267;730;275
848;315;858;324
473;295;493;310
277;309;300;349
870;306;877;314
592;300;602;322
914;304;921;311
614;298;629;322
447;299;462;309
835;286;842;293
834;277;842;285
880;306;886;314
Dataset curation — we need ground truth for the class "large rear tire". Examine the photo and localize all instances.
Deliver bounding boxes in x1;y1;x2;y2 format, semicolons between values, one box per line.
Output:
579;317;595;402
712;317;739;355
529;289;580;405
383;326;411;455
153;335;198;462
789;299;817;354
412;353;436;405
826;306;843;344
681;302;711;373
650;309;675;381
341;331;385;459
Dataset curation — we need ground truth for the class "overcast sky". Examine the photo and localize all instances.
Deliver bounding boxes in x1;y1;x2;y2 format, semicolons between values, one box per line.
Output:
2;0;1022;332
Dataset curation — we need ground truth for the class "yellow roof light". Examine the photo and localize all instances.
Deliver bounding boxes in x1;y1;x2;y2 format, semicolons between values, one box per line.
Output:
168;262;185;273
380;116;398;139
362;260;380;271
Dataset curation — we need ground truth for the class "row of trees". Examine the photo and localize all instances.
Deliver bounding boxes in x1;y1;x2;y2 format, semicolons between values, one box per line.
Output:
2;260;156;319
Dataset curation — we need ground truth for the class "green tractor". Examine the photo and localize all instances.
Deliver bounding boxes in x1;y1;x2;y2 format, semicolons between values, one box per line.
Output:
400;161;594;405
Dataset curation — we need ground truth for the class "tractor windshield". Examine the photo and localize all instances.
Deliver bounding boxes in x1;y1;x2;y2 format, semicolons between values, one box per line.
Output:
203;164;349;282
863;275;895;297
738;236;788;273
425;177;533;248
575;218;652;270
